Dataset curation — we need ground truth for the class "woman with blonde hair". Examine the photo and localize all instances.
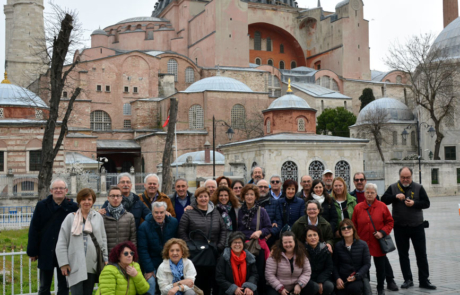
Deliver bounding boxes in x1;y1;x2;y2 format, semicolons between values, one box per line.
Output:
156;238;197;295
331;177;357;239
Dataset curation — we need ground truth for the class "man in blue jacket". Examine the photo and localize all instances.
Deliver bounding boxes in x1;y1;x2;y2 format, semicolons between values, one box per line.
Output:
100;172;150;229
138;201;178;295
257;179;283;247
27;178;78;295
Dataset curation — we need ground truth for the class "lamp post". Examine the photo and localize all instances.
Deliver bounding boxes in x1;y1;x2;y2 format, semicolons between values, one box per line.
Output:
401;118;435;183
212;115;234;179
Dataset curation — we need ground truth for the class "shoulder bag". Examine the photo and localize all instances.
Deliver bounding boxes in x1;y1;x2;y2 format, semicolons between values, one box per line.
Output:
366;209;396;254
186;212;218;267
246;207;261;256
89;232;105;283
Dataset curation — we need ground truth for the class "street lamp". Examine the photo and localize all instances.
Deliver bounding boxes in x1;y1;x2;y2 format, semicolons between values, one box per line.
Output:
213;115;234;179
401;119;435;184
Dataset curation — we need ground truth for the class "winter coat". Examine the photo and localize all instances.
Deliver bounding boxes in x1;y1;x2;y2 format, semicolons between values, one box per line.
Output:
350;190;380;203
305;242;333;283
56;210;108;287
278;196;306;227
332;193;357;225
169;191;196;222
102;209;136;253
102;193;150;229
178;202;227;251
291;215;334;247
237;206;272;240
140;190;176;218
156;258;196;295
333;239;371;282
352;200;394;257
265;252;311;292
215;248;258;295
137;214;178;273
27;195;78;270
98;262;149;295
258;195;283;237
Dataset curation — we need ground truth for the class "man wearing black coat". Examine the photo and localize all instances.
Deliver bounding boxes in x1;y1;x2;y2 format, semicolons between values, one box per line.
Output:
27;179;78;295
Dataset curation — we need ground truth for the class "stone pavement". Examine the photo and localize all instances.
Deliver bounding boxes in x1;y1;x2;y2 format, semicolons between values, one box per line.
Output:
368;195;460;294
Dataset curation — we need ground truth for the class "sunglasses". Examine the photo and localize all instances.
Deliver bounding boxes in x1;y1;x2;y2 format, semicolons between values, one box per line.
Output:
341;225;353;231
354;179;365;182
271;180;280;184
123;251;135;257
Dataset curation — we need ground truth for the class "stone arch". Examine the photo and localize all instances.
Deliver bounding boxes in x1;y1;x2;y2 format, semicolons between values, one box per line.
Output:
315;70;343;93
308;159;325;180
26;138;42;149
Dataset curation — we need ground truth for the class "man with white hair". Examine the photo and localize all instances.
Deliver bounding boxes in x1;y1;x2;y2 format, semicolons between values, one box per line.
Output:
138;201;178;295
140;173;175;217
205;179;217;196
27;178;78;295
322;169;334;195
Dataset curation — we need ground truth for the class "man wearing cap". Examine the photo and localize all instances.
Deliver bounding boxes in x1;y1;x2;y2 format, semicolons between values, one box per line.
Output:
322;170;334;195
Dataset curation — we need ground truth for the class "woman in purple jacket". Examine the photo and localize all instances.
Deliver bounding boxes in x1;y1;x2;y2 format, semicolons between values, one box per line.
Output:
265;231;313;295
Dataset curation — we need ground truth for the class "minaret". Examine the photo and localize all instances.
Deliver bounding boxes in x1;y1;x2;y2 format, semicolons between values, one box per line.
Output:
4;0;47;87
443;0;459;28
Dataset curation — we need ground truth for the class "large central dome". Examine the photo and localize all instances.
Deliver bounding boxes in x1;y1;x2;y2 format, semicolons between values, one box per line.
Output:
432;17;460;60
355;97;414;125
182;76;253;93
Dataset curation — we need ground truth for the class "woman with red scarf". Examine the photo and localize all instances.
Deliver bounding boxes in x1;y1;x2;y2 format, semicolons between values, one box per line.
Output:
215;231;259;295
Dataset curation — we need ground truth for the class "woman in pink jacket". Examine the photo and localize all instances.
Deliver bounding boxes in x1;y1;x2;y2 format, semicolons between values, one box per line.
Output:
265;232;313;295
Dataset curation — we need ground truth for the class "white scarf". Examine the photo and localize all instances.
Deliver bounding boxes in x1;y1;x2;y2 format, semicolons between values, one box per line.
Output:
71;209;93;236
312;194;325;204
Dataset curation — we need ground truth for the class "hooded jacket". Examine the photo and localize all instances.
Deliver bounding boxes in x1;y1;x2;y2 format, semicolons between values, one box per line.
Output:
265;252;311;292
306;242;333;283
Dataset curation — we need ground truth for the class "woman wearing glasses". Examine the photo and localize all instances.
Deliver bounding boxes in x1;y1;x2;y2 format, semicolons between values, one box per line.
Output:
99;241;150;295
333;219;370;295
232;180;245;203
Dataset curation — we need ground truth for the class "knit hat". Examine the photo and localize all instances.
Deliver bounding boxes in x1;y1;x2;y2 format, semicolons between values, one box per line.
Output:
228;231;246;248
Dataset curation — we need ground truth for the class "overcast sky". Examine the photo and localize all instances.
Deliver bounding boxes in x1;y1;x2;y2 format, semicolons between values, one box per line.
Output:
0;0;447;76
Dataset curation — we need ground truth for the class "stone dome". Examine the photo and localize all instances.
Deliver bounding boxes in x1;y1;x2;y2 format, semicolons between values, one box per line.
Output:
432;17;460;60
172;150;224;165
0;82;48;108
335;0;349;9
265;92;314;111
355;97;414;125
91;28;107;36
183;76;253;93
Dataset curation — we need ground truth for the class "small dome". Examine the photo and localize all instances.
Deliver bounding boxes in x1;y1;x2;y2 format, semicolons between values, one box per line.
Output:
356;97;414;125
91;29;107;36
183;76;253;93
265;92;314;111
432;17;460;60
0;83;48;108
335;0;349;9
115;17;165;25
172;150;224;165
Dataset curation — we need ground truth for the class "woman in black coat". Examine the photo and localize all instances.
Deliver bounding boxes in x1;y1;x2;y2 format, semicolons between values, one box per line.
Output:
211;186;241;242
306;180;338;233
333;219;371;295
216;232;259;295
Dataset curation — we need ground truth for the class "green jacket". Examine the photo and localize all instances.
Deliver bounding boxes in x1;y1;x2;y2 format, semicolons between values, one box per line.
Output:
98;262;149;295
291;215;334;247
332;193;357;225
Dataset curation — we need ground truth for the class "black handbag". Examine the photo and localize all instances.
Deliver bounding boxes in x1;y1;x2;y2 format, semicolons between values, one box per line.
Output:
89;232;105;283
186;213;218;267
366;209;396;254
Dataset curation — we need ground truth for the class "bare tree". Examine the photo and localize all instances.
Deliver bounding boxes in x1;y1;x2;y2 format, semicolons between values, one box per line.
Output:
237;108;265;139
385;33;459;160
161;98;178;195
37;5;83;199
358;108;391;162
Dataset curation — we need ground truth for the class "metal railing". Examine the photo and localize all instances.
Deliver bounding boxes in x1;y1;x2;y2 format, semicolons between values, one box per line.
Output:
0;213;33;230
0;207;35;214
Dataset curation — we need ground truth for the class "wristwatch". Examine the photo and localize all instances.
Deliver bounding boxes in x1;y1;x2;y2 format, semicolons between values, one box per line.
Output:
298;282;305;288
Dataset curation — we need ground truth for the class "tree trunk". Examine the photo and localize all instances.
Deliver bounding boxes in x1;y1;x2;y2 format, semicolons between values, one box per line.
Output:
374;134;385;162
161;98;178;195
433;130;444;160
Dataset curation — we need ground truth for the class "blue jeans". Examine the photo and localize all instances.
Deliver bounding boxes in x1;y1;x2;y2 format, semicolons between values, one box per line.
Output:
146;275;156;295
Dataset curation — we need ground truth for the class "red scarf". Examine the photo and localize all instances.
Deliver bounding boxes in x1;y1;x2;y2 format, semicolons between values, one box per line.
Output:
230;250;247;287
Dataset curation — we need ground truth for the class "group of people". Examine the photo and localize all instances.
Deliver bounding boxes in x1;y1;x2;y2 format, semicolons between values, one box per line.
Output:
27;166;435;295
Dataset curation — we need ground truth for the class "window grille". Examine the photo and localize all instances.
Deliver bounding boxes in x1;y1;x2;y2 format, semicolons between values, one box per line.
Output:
431;168;439;184
189;105;204;129
106;86;111;92
281;161;298;183
255;58;261;65
167;59;178;81
279;61;285;70
267;37;272;51
35;109;43;119
335;160;351;188
0;151;4;171
97;85;102;91
231;104;246;129
309;161;325;180
0;108;3;118
123;103;131;115
396;75;402;83
21;181;34;191
291;61;296;69
133;87;138;93
29;150;41;171
268;60;273;66
266;120;271;133
90;110;112;131
185;67;195;83
124;120;132;129
298;118;305;131
280;44;284;53
63;91;68;98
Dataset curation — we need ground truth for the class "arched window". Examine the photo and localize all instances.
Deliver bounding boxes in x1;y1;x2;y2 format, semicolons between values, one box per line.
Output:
189;105;204;129
279;61;285;70
280;44;284;53
321;76;330;88
291;61;297;69
396;75;402;83
393;131;398;145
255;58;261;65
90;110;111;131
331;79;339;91
268;59;273;66
167;59;178;81
309;160;325;180
266;120;271;133
123;103;131;115
298;118;305;131
231;104;246;129
385;79;391;83
411;131;416;147
335;160;351;188
254;31;261;50
281;161;298;183
185;67;194;83
267;37;272;51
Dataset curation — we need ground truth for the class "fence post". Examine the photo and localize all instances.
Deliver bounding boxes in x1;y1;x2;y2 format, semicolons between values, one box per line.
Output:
70;171;77;195
7;169;14;197
130;166;136;194
100;168;107;196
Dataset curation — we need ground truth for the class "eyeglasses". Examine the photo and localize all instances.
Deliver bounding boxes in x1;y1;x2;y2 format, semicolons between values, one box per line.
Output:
271;180;280;184
258;186;269;189
109;195;123;199
341;225;353;231
119;181;131;184
307;208;318;211
354;179;365;182
52;187;66;191
233;187;242;190
123;251;135;257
